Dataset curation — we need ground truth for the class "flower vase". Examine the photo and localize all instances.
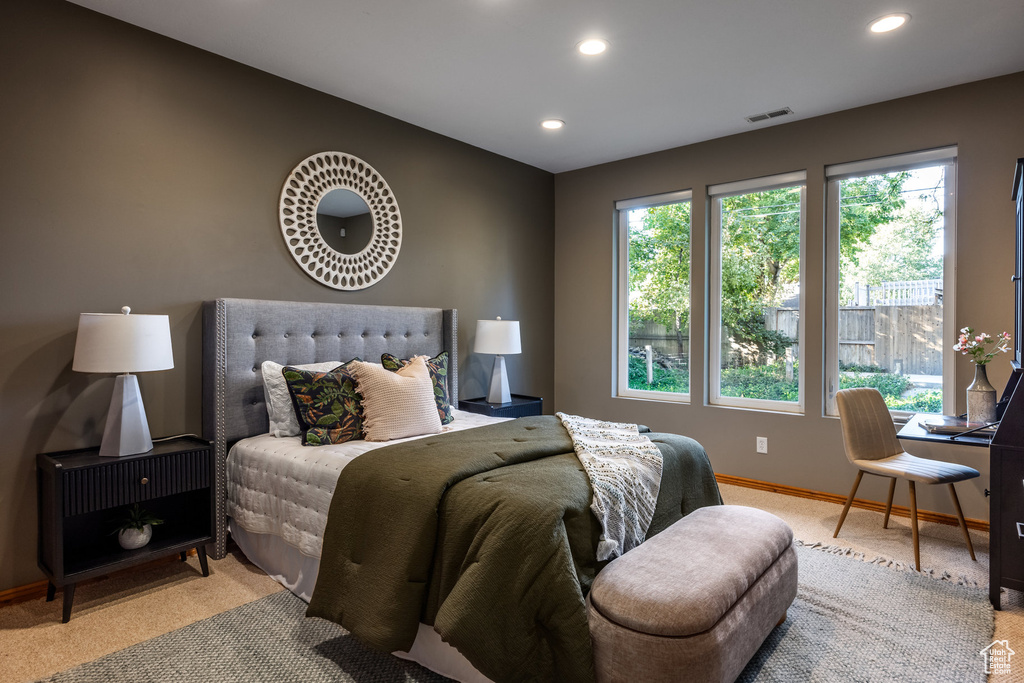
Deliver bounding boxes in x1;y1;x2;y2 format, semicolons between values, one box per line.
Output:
118;524;153;550
966;363;997;424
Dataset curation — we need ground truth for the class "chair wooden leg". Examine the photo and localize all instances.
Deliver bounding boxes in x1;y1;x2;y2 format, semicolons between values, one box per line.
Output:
834;471;863;538
908;481;921;571
948;484;976;561
883;477;897;529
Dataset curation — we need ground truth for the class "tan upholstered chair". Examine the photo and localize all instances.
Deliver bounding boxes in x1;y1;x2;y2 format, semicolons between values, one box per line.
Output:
834;387;979;571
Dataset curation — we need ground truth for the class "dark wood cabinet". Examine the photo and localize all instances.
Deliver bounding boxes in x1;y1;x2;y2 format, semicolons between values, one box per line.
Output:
37;436;214;622
459;395;544;418
1015;159;1024;368
990;158;1024;609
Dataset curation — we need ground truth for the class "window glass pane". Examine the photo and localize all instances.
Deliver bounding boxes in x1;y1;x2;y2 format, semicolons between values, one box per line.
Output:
625;201;690;396
836;166;946;412
718;185;802;403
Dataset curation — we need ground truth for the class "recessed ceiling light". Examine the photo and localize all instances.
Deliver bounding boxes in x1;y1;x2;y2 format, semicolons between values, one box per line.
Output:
869;13;910;33
541;119;565;130
576;38;609;56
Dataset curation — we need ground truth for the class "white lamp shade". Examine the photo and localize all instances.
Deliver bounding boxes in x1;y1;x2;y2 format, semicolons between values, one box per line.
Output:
474;319;522;355
73;311;174;374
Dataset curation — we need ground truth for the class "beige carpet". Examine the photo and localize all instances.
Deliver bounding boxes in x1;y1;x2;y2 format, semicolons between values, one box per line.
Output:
0;548;283;683
2;487;1021;682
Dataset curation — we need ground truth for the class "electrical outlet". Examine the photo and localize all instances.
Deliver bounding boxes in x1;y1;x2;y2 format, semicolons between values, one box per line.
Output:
756;437;768;454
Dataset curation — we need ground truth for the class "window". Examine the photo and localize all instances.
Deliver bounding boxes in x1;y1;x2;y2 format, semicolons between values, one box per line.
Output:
825;147;957;418
709;172;806;412
615;190;692;402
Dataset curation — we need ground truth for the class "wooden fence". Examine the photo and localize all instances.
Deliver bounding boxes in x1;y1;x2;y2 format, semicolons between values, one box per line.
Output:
764;305;942;375
629;320;689;358
630;304;943;375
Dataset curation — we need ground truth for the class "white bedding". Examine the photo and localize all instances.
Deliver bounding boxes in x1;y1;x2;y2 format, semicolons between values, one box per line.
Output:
226;408;508;558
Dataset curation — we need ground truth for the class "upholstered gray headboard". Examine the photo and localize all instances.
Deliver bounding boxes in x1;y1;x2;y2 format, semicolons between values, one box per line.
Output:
202;298;457;558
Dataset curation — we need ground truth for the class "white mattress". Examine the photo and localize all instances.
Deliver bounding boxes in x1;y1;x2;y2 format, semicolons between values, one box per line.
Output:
227;409;507;558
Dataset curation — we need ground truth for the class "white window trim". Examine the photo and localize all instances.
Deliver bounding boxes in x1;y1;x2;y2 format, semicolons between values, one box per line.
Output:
709;172;807;414
823;148;957;418
708;170;808;197
614;189;693;403
825;146;957;180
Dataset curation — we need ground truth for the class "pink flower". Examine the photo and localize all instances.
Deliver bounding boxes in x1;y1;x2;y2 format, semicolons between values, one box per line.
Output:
954;326;1012;365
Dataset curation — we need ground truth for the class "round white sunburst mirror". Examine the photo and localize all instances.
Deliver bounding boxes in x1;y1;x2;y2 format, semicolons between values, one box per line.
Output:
279;152;402;290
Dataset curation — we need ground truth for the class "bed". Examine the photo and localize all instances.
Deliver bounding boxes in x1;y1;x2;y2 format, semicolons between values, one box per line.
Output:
201;297;721;682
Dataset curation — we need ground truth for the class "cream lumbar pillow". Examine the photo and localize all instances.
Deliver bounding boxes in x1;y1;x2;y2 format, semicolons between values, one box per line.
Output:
351;356;443;442
262;360;342;437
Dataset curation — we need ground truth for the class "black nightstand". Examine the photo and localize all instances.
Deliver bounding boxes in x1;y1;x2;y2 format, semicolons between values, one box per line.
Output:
459;395;544;418
36;436;214;622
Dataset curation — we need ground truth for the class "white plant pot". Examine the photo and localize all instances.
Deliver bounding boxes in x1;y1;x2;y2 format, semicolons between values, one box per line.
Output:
118;524;153;550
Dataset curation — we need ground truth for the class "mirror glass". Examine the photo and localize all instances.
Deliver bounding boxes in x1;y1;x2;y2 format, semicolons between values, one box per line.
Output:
315;189;373;254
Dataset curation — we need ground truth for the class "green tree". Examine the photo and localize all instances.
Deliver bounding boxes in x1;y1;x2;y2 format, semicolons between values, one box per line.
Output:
719;175;907;312
837;173;908;265
626;173;908;365
717;175;907;362
718;187;801;362
844;205;942;288
627;202;691;349
720;187;802;309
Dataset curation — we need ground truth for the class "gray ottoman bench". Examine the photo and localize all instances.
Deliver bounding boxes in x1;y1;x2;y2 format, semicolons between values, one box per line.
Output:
587;505;797;683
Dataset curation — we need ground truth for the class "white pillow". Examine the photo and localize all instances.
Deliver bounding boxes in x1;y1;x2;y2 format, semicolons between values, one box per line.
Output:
261;360;342;437
351;356;443;442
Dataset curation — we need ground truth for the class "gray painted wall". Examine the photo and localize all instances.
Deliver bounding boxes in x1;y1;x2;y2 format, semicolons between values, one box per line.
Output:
3;0;1021;594
554;72;1024;528
0;1;554;591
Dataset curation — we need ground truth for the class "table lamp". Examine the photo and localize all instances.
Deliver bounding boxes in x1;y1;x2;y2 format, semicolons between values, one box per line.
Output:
73;306;174;457
474;317;521;405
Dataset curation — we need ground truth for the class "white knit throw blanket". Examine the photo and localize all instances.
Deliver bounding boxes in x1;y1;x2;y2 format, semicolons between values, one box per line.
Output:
556;413;663;561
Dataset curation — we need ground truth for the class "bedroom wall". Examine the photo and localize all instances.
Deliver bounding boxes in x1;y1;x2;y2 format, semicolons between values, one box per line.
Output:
0;1;554;591
554;71;1024;525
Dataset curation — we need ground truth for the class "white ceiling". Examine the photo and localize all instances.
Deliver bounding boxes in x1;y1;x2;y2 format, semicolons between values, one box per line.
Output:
68;0;1024;173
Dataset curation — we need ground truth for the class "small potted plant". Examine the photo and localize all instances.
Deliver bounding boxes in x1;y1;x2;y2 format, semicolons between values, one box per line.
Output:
114;504;163;550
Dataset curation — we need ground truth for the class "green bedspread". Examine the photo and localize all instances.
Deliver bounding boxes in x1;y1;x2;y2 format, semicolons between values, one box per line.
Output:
307;415;721;682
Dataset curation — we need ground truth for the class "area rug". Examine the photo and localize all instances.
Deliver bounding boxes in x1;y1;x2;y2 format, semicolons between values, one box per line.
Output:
38;545;993;683
737;544;992;682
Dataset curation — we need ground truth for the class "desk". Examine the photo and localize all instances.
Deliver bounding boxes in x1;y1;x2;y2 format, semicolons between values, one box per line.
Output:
901;413;1024;611
893;414;989;525
897;413;993;448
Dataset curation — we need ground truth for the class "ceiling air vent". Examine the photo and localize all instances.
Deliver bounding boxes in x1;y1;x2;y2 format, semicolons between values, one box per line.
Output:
745;107;794;124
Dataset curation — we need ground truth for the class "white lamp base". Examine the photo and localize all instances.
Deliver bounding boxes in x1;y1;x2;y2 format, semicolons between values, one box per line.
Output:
487;354;512;405
99;374;154;457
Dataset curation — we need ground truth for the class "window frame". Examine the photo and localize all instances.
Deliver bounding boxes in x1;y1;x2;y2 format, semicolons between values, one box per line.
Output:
614;189;693;403
708;171;807;413
823;146;958;419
